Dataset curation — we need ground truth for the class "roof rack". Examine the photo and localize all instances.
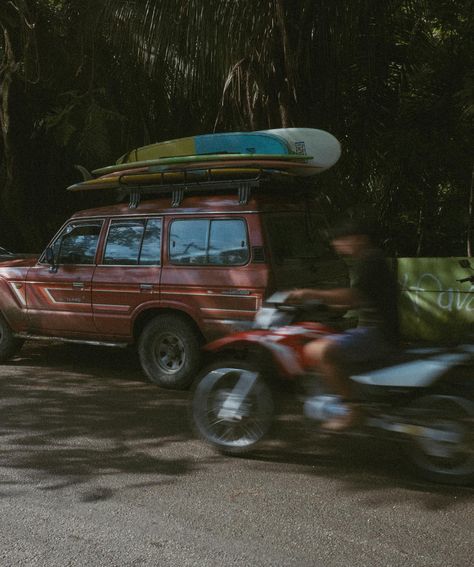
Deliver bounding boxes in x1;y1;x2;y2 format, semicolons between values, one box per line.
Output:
114;168;267;208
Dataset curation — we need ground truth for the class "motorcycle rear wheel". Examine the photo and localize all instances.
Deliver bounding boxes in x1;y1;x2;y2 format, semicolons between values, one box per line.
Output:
407;395;474;485
191;359;274;454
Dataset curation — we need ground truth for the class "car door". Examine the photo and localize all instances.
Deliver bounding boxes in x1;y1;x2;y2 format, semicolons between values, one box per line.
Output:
161;216;266;339
92;217;162;337
26;219;103;335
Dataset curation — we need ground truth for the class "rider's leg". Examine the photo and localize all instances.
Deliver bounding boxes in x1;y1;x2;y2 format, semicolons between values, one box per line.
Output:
303;338;353;399
303;338;361;430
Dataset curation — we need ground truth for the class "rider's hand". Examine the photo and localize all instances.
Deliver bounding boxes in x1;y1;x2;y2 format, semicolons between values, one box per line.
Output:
287;289;309;303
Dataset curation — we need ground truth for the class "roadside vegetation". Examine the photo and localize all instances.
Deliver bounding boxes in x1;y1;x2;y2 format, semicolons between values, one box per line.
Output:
0;0;473;256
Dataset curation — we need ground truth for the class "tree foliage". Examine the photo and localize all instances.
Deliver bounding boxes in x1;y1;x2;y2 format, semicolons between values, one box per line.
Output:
0;0;472;256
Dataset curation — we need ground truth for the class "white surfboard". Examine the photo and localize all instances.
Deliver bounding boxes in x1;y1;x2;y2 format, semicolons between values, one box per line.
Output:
261;128;341;175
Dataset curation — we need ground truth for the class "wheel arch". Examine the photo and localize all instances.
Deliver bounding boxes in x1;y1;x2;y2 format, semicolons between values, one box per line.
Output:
133;307;205;343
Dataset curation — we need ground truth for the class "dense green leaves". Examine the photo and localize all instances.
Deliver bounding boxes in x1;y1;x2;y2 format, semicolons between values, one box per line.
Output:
0;0;472;255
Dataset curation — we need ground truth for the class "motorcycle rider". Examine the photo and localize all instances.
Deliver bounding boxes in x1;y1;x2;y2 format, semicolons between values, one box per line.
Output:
288;218;399;431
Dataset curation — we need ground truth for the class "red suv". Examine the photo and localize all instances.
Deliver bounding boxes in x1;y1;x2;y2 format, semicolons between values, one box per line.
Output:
0;187;347;388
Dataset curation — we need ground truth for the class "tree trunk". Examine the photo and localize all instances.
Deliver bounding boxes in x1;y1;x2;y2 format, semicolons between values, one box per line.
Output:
274;0;295;127
0;27;18;187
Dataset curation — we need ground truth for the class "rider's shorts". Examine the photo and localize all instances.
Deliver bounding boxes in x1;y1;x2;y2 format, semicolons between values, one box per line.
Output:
328;327;392;363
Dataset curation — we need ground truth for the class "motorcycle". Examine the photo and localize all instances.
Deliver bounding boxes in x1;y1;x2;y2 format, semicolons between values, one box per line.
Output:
191;283;474;485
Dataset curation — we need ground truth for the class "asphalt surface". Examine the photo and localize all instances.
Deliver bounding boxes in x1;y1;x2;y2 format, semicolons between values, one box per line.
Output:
0;342;473;567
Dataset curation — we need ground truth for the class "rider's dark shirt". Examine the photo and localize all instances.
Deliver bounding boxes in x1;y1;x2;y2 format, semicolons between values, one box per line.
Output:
351;248;399;343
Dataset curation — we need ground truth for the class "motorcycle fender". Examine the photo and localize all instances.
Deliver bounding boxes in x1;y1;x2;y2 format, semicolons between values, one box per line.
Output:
204;333;303;378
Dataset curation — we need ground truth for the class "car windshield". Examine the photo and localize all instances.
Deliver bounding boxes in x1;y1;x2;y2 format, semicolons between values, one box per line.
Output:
264;212;333;263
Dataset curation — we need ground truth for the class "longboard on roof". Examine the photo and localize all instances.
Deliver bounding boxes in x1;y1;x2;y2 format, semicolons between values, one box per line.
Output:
67;158;314;192
92;152;311;177
114;128;341;176
70;128;341;197
117;132;291;164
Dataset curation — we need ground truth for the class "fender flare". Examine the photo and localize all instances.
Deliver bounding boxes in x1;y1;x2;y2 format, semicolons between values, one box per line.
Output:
204;334;303;378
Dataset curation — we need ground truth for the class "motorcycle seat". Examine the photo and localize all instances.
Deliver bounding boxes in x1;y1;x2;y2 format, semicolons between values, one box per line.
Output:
349;347;472;389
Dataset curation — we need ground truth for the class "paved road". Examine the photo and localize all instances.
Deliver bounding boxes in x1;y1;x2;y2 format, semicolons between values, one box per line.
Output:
0;343;472;567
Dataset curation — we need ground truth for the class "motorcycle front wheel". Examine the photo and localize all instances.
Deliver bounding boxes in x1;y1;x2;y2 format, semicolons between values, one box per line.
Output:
407;395;474;485
191;359;274;455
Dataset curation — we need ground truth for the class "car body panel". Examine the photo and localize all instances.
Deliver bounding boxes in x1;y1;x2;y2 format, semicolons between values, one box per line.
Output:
0;191;348;346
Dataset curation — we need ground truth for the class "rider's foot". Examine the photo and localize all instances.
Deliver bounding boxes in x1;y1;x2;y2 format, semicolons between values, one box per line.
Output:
321;405;362;432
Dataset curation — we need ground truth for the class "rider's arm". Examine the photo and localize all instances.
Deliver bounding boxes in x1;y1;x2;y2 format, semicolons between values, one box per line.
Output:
288;287;362;309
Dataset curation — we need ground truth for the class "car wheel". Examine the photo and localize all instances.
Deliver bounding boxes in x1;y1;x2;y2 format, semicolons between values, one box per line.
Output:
138;314;202;389
0;313;23;362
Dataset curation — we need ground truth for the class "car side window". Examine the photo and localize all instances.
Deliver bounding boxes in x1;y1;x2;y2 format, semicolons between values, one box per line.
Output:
54;221;103;265
169;219;248;265
102;218;162;266
208;219;249;265
103;220;146;265
169;219;208;264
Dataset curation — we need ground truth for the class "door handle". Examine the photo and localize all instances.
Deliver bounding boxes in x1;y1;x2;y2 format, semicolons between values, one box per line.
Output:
140;284;153;292
72;282;85;289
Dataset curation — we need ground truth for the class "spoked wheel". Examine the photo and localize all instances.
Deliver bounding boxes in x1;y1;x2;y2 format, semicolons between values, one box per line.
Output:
192;359;274;454
407;395;474;484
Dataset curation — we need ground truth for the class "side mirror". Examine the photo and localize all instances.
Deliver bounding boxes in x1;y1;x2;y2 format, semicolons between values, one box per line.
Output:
45;246;57;272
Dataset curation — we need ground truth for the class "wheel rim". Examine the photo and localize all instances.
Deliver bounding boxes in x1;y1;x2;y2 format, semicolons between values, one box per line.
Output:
411;397;474;478
153;332;186;374
193;366;273;450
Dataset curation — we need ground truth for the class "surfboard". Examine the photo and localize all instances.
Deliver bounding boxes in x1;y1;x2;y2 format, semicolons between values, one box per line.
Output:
92;152;311;177
115;128;340;175
68;167;277;192
67;159;308;192
116;132;291;164
262;128;341;172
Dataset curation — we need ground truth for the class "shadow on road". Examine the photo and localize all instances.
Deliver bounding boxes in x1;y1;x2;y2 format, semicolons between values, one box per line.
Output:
0;343;196;494
243;416;474;510
1;342;472;510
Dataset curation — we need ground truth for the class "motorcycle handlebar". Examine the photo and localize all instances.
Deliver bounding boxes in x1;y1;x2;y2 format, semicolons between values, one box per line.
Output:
277;299;327;312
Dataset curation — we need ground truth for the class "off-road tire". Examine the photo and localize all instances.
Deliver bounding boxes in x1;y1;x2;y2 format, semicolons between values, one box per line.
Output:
138;314;202;389
407;395;474;485
191;359;275;454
